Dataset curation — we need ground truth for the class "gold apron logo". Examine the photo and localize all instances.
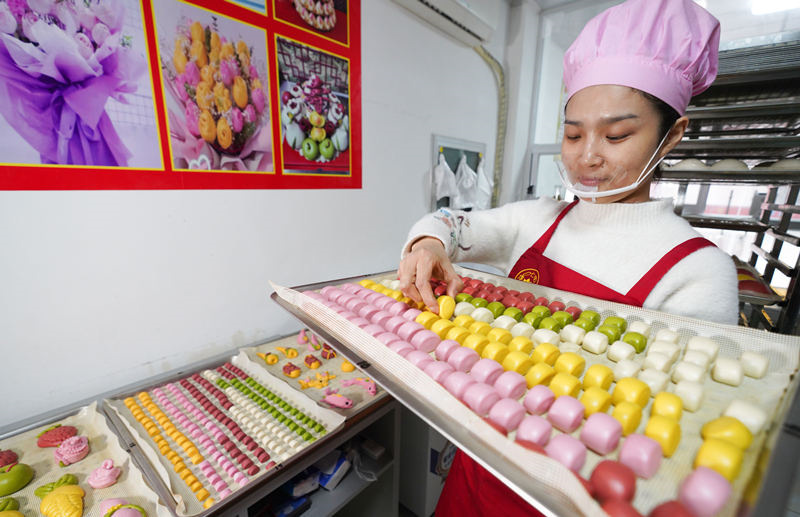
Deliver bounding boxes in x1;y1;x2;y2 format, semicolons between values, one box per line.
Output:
515;268;540;284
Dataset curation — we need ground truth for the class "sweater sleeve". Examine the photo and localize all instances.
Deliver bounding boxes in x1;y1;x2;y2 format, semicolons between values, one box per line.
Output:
401;199;558;273
643;246;739;325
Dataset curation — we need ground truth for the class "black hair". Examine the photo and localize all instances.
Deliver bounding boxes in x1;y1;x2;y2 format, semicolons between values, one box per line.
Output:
636;89;681;140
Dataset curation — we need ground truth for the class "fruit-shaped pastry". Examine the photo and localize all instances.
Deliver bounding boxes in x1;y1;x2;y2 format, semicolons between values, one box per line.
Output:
256;352;278;365
321;344;337;360
0;451;17;469
0;463;34;497
282;363;301;378
0;496;20;511
304;355;321;369
37;425;78;448
37;474;84;517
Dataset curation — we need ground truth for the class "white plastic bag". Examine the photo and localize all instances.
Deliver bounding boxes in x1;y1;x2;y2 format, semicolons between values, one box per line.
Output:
432;153;458;202
475;156;493;210
452;155;478;209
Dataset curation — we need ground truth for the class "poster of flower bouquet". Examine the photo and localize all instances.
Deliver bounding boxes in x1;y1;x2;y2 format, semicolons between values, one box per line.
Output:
154;0;272;172
0;0;159;168
276;36;349;175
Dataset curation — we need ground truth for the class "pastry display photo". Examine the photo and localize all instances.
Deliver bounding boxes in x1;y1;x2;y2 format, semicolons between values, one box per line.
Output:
273;0;348;46
154;0;273;172
276;36;349;175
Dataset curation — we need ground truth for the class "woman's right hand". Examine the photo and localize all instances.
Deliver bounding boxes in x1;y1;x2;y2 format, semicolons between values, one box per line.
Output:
398;237;463;314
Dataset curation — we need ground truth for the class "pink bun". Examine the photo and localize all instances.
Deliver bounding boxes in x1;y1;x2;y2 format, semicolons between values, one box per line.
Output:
410;329;441;353
580;413;622;455
470;358;504;385
362;324;386;337
493;371;527;399
405;350;434;370
375;332;401;346
370;310;394;327
547;396;585;433
516;415;552;447
488;398;526;432
444;371;476;399
357;304;380;320
403;308;423;321
387;340;414;357
447;346;480;372
397;321;425;341
348;317;370;328
523;385;555;415
435;340;460;362
463;383;501;416
384;316;408;334
424;361;455;384
387;301;409;316
546;434;587;472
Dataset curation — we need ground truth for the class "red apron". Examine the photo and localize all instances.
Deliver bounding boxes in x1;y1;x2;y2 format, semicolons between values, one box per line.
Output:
436;200;715;517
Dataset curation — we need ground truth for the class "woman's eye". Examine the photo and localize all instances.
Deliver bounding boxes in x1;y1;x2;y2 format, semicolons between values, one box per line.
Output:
607;134;630;141
565;135;580;141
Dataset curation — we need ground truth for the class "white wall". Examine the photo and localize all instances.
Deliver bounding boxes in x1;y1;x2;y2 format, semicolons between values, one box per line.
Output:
0;0;516;426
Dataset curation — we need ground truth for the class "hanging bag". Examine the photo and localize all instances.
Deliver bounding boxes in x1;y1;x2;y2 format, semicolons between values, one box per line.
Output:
475;156;493;210
453;155;478;210
432;153;458;203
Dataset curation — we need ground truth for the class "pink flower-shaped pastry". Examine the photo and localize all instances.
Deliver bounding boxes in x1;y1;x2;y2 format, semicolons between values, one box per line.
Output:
252;88;266;113
184;103;200;137
183;61;201;87
220;58;238;87
54;435;90;466
231;108;244;133
88;459;122;489
243;104;257;124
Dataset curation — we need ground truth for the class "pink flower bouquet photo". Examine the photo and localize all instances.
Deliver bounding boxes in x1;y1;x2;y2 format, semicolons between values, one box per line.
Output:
0;0;152;167
156;1;272;172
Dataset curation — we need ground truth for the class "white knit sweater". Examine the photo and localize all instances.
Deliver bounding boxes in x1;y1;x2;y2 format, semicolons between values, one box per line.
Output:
403;197;739;325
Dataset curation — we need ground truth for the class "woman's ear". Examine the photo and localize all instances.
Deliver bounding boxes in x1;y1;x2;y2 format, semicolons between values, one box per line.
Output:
660;116;689;158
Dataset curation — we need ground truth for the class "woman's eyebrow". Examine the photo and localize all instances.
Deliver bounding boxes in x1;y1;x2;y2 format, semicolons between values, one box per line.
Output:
564;114;639;126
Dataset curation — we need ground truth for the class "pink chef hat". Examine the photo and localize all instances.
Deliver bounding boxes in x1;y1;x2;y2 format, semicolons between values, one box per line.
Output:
563;0;720;115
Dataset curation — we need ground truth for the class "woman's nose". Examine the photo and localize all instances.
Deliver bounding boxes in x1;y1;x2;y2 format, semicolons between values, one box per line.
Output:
582;137;603;167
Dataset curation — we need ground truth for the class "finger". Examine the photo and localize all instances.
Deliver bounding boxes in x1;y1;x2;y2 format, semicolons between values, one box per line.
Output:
415;260;439;313
444;270;464;299
397;260;417;298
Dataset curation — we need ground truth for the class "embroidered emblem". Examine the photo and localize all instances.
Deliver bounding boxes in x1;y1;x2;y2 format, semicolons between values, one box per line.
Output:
515;268;540;284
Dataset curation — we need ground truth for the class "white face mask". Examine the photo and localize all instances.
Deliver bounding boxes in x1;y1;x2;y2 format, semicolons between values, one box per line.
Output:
557;130;670;202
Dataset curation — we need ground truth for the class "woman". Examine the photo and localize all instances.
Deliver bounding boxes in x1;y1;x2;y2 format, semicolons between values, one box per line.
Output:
397;0;737;515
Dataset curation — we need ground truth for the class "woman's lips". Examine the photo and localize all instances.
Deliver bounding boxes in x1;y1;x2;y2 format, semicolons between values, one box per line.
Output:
579;177;603;187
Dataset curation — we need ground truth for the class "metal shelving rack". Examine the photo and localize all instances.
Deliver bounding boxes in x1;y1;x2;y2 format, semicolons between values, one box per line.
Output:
652;40;800;334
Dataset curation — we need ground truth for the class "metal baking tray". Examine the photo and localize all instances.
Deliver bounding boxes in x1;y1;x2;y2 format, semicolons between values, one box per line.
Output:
99;340;357;517
0;402;170;516
271;267;800;517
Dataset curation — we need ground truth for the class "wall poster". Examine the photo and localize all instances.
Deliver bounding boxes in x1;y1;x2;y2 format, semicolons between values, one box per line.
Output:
0;0;360;189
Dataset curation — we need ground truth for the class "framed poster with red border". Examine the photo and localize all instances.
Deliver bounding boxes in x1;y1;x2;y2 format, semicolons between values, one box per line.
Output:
0;0;360;190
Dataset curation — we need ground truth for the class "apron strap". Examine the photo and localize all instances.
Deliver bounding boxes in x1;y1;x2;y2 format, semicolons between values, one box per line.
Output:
531;199;579;254
625;237;717;305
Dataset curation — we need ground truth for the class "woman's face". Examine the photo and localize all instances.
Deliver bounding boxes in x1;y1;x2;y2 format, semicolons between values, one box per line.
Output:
561;85;669;204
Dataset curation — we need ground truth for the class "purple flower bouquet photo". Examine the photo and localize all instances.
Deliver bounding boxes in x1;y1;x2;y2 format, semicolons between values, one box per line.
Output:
0;0;154;167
